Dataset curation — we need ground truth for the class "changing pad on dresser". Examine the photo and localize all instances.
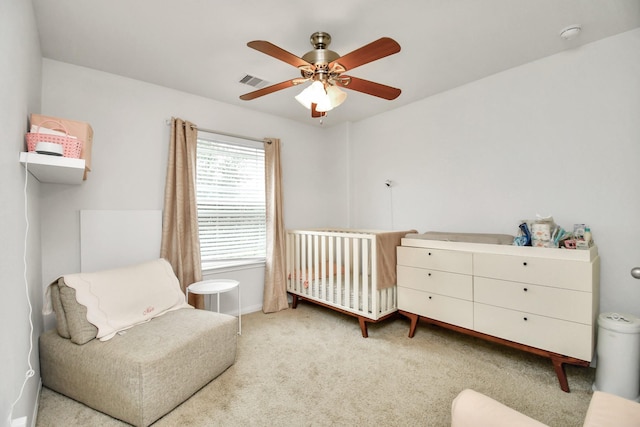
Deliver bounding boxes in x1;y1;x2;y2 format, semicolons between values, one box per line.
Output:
404;231;514;245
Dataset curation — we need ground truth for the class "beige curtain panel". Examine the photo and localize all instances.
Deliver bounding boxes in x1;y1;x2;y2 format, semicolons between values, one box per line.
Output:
160;117;204;309
263;138;289;313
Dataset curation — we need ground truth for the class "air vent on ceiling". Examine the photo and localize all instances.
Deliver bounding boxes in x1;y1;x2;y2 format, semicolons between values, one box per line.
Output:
239;74;268;89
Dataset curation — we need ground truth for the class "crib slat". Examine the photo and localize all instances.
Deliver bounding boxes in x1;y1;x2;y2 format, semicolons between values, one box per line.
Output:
344;237;352;309
328;236;334;303
303;234;308;294
370;235;378;314
313;234;320;300
337;236;343;306
352;238;359;311
286;233;291;292
308;234;314;298
293;234;299;292
296;233;301;293
361;238;369;314
319;235;325;302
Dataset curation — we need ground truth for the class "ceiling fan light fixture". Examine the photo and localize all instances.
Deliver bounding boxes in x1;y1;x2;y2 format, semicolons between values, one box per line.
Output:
295;80;335;112
325;85;347;109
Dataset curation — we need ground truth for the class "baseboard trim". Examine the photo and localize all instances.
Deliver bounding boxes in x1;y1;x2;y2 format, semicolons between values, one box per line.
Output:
31;379;41;427
241;303;263;315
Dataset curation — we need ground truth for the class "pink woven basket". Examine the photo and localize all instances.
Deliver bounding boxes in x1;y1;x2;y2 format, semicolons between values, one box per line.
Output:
26;119;83;158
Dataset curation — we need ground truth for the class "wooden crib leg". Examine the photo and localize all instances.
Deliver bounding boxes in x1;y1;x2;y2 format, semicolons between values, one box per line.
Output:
291;294;299;309
358;317;369;338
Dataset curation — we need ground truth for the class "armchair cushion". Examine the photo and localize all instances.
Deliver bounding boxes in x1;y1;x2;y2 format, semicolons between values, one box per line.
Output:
48;282;70;339
583;391;640;427
451;389;547;427
451;389;640;427
57;279;98;344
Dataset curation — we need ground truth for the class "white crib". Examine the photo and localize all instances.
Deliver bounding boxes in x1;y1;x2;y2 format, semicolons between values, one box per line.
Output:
285;229;414;337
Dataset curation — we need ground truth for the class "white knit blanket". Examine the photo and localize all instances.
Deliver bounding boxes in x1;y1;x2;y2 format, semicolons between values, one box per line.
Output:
62;258;191;341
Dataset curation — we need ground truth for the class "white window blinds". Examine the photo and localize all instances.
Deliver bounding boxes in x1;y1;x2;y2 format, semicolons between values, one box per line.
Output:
196;134;266;265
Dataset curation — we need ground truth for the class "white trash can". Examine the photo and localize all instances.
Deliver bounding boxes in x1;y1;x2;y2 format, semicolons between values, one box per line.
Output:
593;312;640;402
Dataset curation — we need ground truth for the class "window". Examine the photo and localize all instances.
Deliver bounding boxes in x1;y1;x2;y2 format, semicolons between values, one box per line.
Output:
196;132;266;269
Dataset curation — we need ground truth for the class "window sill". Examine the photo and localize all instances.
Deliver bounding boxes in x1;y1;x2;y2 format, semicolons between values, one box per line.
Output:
202;259;266;274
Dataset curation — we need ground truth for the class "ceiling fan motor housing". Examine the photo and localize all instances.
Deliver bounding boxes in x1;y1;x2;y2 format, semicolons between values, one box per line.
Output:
301;32;341;81
309;32;331;49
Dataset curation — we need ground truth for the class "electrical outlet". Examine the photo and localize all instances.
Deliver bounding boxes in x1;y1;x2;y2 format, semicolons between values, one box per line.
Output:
11;416;27;427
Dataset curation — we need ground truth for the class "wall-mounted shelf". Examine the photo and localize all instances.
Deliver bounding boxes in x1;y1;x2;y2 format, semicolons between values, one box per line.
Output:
19;152;86;184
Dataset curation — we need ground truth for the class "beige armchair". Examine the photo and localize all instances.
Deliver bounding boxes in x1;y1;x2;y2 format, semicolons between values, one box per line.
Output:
40;259;237;426
451;388;640;427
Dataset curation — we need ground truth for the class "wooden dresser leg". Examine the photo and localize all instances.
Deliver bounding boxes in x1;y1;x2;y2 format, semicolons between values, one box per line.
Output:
408;314;420;338
399;311;420;338
358;317;369;338
551;357;570;392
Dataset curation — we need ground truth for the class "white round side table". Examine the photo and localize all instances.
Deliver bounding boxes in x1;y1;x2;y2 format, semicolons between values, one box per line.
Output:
186;279;241;335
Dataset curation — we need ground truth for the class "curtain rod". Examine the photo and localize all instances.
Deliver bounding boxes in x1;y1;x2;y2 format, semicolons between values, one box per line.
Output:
166;119;267;144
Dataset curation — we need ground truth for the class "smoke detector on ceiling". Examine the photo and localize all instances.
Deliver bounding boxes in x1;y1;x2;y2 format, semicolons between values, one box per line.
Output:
559;25;582;40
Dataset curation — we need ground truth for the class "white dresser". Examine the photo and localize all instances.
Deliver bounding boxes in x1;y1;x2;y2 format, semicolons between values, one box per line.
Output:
397;237;600;392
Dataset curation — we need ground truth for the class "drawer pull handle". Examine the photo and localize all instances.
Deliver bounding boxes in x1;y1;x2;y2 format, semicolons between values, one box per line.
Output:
523;288;528;292
428;252;432;256
523;317;528;321
428;273;431;277
523;262;528;266
428;296;432;300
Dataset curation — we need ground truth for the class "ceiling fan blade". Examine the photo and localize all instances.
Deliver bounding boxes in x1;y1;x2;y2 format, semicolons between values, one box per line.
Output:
330;37;400;71
335;76;401;100
240;79;301;101
247;40;313;69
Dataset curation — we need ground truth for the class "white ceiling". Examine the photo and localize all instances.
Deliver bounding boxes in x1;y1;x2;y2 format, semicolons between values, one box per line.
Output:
32;0;640;127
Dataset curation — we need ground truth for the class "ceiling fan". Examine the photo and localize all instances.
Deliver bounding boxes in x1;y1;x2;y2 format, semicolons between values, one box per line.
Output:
239;32;401;118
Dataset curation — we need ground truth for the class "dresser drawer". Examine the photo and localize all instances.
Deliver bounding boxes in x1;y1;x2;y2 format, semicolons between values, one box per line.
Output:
397;265;472;300
474;253;596;292
399;287;473;329
397;246;472;274
474;303;594;361
474;277;593;324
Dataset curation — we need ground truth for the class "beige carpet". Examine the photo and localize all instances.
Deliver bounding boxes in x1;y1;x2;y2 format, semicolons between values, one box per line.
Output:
36;303;595;426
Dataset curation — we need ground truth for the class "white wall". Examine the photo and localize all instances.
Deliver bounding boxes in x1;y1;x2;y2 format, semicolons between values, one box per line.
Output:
0;1;43;425
39;60;349;326
349;29;640;316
